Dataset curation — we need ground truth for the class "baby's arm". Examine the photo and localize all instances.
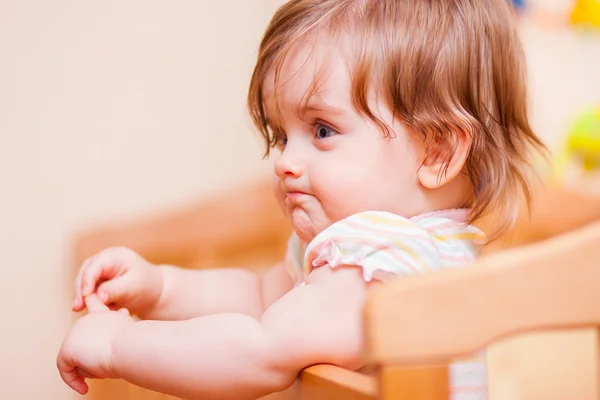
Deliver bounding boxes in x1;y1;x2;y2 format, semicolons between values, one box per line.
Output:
142;261;294;320
110;265;369;400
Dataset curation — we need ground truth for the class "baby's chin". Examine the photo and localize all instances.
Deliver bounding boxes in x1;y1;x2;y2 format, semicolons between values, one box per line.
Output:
290;208;320;244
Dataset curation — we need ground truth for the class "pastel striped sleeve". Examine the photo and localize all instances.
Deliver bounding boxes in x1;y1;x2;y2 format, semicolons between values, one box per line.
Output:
303;211;449;282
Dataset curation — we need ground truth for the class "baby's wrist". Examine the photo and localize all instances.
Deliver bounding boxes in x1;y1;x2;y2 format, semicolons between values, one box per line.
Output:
108;316;137;379
139;264;170;319
153;264;167;307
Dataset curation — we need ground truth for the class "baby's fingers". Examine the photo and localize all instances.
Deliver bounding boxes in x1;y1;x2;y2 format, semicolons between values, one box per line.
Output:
72;258;91;312
77;367;100;379
61;369;88;395
96;275;132;307
80;253;123;297
80;261;105;297
57;355;89;395
84;294;110;313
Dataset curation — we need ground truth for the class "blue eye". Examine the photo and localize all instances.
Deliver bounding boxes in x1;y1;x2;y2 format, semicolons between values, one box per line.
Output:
315;124;337;139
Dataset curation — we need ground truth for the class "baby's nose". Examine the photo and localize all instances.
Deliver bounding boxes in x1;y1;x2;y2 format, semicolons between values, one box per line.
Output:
274;147;304;178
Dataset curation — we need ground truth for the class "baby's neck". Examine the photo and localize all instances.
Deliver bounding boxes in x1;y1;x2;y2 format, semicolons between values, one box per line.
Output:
420;173;473;215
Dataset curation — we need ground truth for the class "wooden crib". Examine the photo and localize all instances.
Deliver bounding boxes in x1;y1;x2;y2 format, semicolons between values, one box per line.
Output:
71;179;600;400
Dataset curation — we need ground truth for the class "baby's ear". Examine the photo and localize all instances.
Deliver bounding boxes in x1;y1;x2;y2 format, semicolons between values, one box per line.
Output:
417;128;471;189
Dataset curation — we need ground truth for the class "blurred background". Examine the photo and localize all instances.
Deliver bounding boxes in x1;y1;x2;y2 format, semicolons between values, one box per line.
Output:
0;0;599;399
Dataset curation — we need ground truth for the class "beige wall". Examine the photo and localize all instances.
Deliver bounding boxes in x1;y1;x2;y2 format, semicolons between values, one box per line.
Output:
0;1;598;399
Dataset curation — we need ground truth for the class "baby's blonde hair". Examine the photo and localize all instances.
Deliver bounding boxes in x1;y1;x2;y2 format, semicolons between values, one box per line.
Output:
247;0;546;233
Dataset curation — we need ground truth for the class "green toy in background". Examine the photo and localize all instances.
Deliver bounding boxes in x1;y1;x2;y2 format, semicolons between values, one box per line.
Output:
553;107;600;183
550;0;600;184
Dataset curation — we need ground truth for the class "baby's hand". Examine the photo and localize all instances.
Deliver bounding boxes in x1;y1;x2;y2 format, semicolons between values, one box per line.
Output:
57;294;134;394
73;247;163;317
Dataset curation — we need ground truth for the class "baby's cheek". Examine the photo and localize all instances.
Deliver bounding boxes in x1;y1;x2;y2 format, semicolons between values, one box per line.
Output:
319;188;365;224
321;172;374;212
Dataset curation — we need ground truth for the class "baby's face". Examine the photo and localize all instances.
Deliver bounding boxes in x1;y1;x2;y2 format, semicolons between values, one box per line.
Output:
263;42;427;244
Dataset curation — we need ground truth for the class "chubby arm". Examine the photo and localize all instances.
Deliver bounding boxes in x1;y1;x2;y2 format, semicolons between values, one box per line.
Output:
142;261;295;320
111;265;370;400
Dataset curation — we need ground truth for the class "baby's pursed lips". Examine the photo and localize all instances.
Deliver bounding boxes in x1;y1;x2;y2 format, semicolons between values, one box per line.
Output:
281;179;310;196
283;184;312;204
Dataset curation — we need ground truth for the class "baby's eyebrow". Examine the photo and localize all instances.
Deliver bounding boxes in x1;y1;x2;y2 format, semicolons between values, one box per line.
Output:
261;96;346;129
296;99;346;119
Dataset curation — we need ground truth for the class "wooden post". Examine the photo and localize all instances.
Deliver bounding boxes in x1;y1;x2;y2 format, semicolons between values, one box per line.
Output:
378;365;449;400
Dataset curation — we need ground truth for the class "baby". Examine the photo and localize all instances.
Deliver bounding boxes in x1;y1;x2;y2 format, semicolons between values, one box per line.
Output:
57;0;545;399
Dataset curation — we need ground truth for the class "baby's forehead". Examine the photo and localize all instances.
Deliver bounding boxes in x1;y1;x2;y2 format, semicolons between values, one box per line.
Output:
261;41;354;122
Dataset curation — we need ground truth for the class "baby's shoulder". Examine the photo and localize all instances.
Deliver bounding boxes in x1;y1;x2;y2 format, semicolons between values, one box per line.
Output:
305;210;484;278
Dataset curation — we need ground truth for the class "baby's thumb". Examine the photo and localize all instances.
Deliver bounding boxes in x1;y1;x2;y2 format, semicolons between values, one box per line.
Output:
96;277;130;305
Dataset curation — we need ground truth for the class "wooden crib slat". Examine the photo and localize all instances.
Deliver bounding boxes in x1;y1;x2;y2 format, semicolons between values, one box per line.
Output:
378;365;449;400
365;219;600;365
298;365;376;400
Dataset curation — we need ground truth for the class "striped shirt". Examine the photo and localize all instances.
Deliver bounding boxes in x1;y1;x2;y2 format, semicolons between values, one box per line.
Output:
286;209;484;284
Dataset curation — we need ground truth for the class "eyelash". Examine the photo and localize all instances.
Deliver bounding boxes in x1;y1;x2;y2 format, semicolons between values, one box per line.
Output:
270;129;287;149
269;121;338;149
